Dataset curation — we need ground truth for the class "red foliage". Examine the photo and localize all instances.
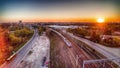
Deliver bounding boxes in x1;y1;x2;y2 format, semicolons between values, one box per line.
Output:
0;28;12;65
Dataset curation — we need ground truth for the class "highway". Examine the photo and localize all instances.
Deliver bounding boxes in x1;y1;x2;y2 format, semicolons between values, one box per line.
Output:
16;32;50;68
65;31;120;66
67;32;118;58
50;28;118;68
63;30;120;68
0;29;39;68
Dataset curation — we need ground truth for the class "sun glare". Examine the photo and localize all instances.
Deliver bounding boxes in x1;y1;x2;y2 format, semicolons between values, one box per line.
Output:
97;18;104;23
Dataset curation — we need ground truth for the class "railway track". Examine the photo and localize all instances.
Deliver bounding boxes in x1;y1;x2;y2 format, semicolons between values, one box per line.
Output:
50;29;117;68
58;30;117;68
52;30;96;67
50;31;75;68
71;35;117;68
62;33;98;68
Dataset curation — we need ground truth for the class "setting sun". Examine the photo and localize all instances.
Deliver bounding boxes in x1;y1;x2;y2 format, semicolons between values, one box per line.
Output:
97;18;104;23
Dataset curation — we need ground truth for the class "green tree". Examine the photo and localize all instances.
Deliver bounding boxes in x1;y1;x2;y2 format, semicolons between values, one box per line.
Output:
9;33;21;46
14;28;33;37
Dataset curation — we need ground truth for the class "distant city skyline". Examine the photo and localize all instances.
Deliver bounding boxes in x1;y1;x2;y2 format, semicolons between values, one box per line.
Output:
0;0;120;23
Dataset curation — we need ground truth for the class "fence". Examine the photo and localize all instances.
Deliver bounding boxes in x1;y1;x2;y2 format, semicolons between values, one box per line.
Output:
82;57;120;68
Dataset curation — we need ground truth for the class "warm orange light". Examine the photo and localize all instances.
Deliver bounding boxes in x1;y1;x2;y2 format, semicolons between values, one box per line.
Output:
97;18;104;23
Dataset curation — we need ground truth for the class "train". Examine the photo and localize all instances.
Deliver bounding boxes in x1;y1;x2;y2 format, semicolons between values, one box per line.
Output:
6;53;16;61
64;39;72;48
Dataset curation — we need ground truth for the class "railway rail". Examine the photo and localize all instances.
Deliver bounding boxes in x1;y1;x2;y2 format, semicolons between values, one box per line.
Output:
51;28;118;68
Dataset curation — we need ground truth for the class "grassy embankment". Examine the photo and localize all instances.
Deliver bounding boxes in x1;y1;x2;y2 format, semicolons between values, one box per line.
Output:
48;32;65;68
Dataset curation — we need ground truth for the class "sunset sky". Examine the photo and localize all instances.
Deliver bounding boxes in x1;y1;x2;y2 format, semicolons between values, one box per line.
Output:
0;0;120;23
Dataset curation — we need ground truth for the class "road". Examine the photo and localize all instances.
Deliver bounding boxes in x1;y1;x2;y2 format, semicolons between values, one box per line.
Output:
66;32;118;58
0;29;40;68
50;28;118;68
63;30;120;68
16;32;50;68
64;31;120;65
